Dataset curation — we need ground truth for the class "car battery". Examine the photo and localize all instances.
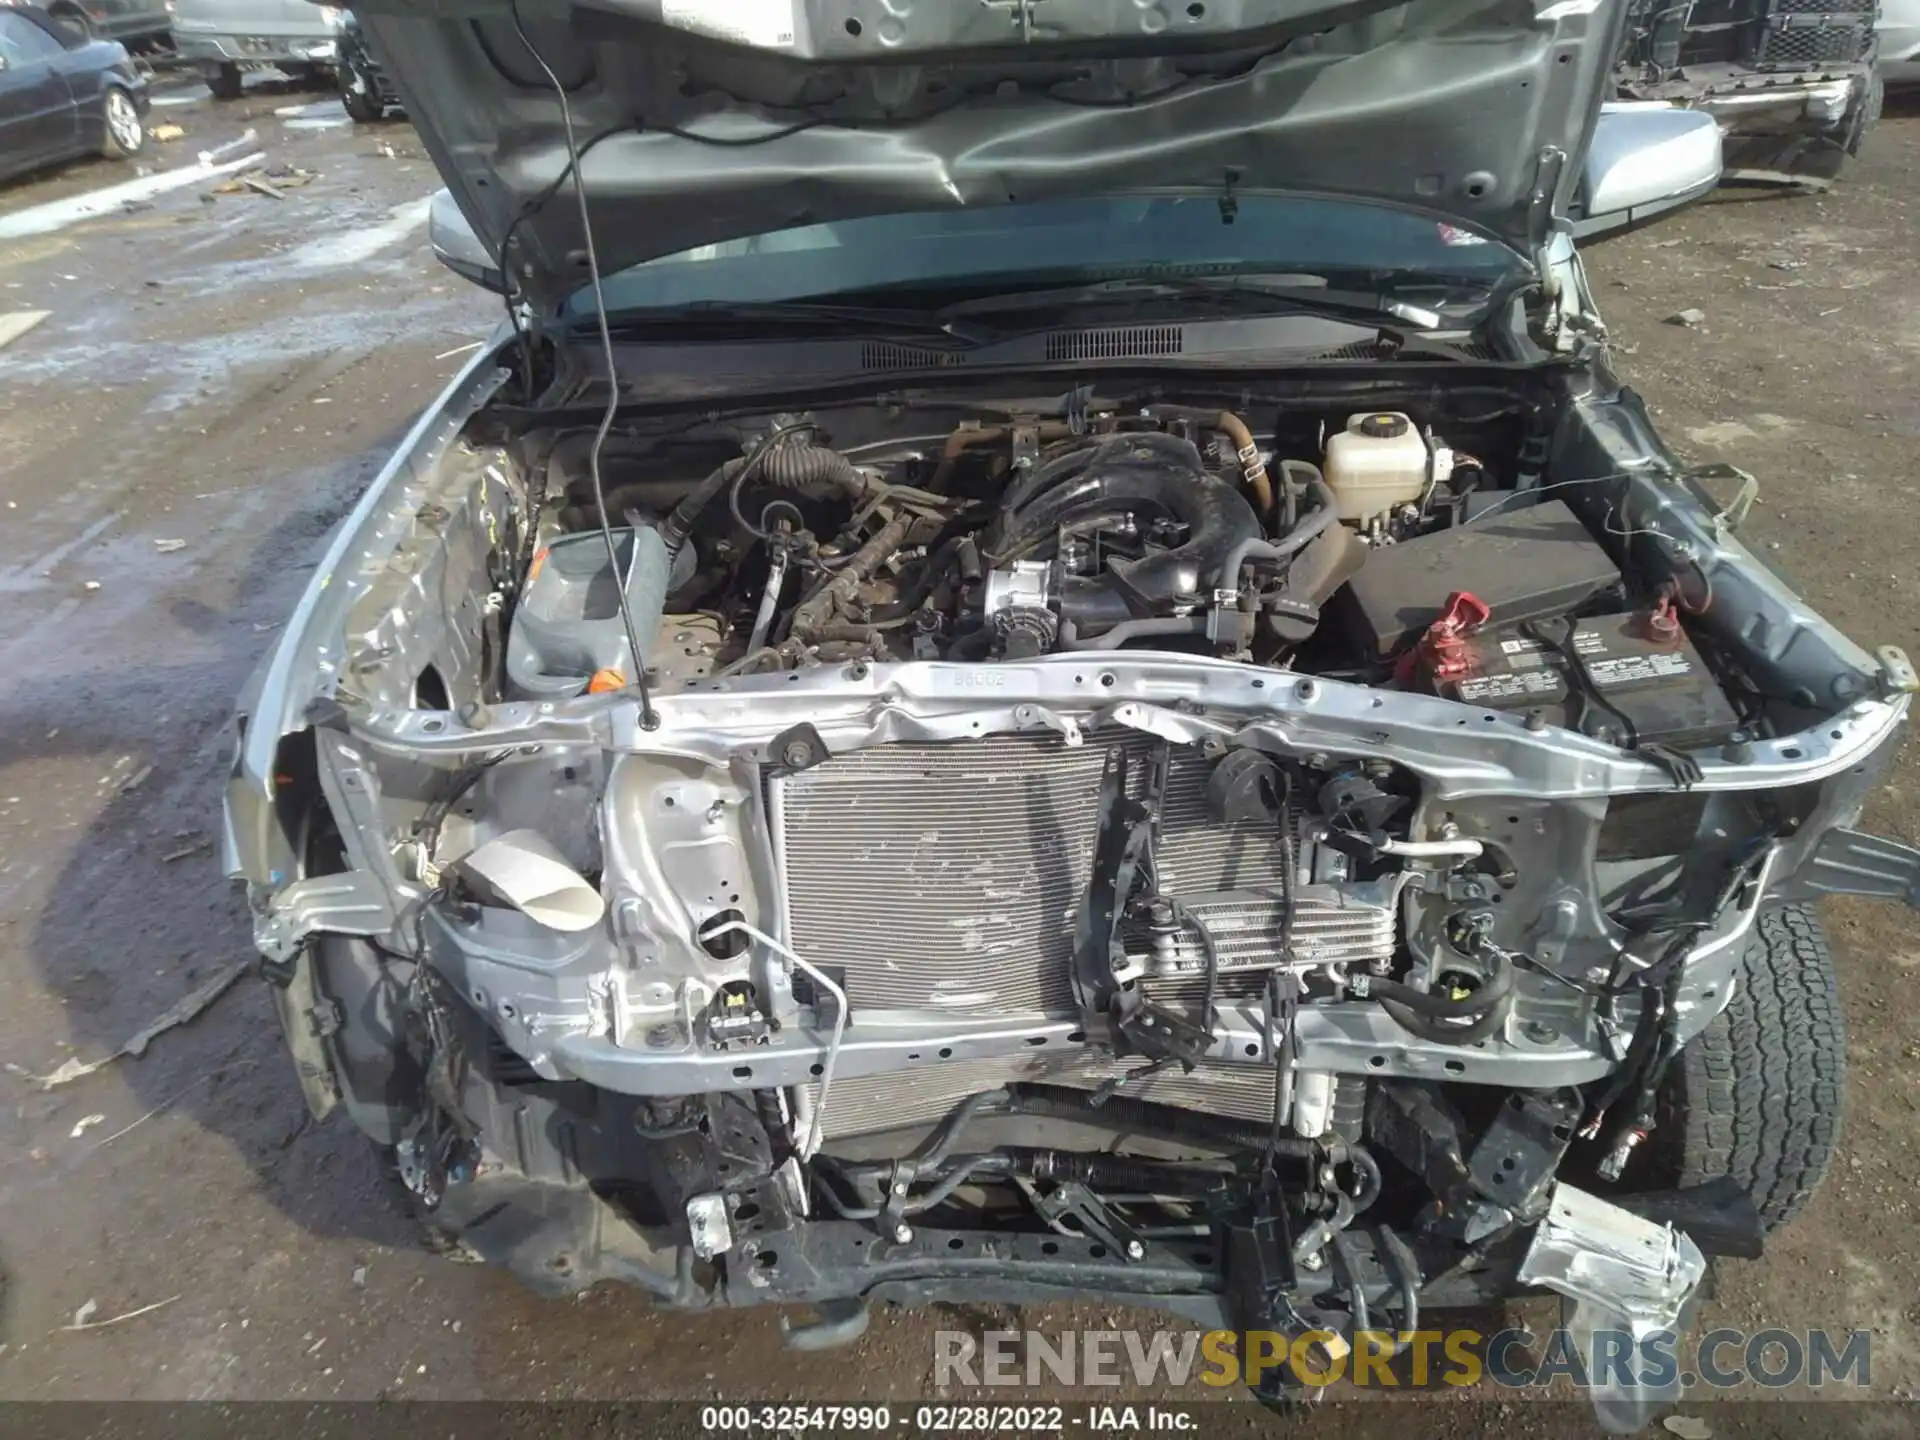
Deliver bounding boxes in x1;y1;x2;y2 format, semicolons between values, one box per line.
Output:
1436;610;1741;749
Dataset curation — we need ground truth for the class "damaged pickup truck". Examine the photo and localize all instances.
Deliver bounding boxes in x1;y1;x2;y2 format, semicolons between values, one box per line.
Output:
225;1;1918;1428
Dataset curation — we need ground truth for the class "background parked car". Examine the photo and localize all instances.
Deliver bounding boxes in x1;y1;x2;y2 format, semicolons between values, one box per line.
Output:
14;0;171;51
1882;0;1920;82
0;0;147;182
1615;0;1883;182
169;0;340;100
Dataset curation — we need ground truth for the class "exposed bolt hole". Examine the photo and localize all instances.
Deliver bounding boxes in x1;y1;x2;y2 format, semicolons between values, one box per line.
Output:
1041;1241;1060;1255
1099;673;1116;688
1244;1043;1260;1057
1781;746;1804;760
1088;1243;1108;1259
731;1065;752;1080
1444;1060;1465;1075
938;1047;953;1058
947;1237;964;1250
809;1063;824;1077
844;16;861;35
734;1202;761;1221
1367;1054;1387;1070
1026;1036;1047;1047
1067;1030;1087;1043
663;795;676;808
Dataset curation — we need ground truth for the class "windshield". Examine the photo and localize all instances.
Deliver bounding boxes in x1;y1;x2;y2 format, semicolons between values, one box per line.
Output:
567;194;1529;319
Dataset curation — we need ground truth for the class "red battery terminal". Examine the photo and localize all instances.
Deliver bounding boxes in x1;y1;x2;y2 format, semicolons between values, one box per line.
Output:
1397;589;1491;686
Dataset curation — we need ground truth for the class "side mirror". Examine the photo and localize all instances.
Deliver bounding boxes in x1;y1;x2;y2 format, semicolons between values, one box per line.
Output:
429;187;506;294
1571;104;1723;240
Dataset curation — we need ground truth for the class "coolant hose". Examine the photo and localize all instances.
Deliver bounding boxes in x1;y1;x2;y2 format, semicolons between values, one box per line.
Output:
1344;1145;1383;1215
1293;1192;1357;1267
1218;473;1341;590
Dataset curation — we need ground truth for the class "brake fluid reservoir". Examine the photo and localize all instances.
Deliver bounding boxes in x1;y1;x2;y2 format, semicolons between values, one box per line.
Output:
1323;412;1429;526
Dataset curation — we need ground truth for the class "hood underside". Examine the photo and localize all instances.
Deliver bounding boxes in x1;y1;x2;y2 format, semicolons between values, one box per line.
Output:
356;0;1621;308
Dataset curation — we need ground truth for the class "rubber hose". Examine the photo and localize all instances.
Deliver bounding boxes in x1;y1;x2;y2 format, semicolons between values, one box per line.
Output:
1380;991;1514;1047
1344;1146;1383;1215
663;434;862;549
1365;945;1514;1020
1293;1192;1356;1267
1377;1224;1422;1340
1331;1230;1372;1342
1218;474;1342;589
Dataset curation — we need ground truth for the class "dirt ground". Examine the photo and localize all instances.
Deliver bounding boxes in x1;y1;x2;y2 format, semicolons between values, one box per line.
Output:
0;68;1915;1438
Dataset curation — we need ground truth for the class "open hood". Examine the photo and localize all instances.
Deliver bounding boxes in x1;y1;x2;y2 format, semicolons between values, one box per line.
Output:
354;0;1624;310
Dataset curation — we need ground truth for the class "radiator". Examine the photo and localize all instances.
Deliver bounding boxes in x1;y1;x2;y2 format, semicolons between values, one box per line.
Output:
771;733;1393;1016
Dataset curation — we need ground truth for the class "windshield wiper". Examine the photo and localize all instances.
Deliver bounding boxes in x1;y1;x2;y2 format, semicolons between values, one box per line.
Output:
934;274;1475;331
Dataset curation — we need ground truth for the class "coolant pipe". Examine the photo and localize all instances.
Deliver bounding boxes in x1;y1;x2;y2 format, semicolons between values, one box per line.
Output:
1375;836;1486;860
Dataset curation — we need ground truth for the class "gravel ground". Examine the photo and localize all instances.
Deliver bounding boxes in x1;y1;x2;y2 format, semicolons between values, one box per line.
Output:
0;70;1914;1438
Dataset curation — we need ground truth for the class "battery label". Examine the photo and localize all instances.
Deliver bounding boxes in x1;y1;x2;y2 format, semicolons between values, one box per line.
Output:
1457;669;1564;701
1587;651;1694;687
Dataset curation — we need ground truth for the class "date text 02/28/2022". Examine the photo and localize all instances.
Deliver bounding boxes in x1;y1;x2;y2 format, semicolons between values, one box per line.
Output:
699;1404;1199;1432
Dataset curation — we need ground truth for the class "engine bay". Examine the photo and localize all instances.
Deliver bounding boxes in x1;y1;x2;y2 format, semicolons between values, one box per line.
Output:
510;392;1748;758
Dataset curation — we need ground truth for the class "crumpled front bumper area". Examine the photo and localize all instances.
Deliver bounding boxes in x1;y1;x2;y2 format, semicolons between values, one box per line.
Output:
1622;64;1881;182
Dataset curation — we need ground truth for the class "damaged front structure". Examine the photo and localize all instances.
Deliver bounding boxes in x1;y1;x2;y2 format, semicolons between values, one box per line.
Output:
224;0;1920;1430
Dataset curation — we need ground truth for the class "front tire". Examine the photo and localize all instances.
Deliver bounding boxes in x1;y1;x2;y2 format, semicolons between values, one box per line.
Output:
340;65;384;123
205;62;245;101
48;4;93;41
100;87;145;160
1670;904;1845;1232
